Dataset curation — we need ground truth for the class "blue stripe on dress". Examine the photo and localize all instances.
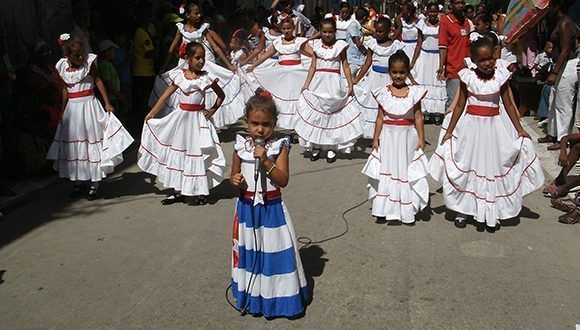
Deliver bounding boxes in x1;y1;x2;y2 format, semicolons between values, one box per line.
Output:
237;246;297;276
231;281;309;317
237;197;287;228
372;65;389;73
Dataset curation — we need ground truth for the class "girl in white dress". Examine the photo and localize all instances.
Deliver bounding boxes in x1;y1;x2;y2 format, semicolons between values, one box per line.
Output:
428;36;544;230
241;17;283;69
47;34;134;200
353;17;406;138
138;42;226;205
398;1;421;65
230;90;308;318
243;18;309;131
413;2;446;125
295;18;363;163
229;29;250;68
362;50;429;224
334;2;355;41
149;3;244;128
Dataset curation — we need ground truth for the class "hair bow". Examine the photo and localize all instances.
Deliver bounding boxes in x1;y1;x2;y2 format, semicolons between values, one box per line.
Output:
58;33;70;46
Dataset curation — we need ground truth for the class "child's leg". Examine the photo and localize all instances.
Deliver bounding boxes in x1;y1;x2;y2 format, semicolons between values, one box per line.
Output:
555;143;580;193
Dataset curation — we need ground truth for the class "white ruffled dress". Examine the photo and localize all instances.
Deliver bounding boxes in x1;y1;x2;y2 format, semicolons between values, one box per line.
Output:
362;85;429;223
413;20;446;114
148;22;245;128
401;18;420;60
428;67;544;226
353;38;405;138
47;54;134;182
138;70;225;196
239;37;309;130
295;39;363;152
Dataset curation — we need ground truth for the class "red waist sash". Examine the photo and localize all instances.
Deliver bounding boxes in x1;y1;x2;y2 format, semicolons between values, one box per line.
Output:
466;105;499;117
240;189;282;200
180;103;205;111
69;89;93;98
383;119;415;126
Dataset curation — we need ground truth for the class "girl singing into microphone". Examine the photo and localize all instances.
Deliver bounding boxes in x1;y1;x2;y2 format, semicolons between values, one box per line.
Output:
229;89;308;318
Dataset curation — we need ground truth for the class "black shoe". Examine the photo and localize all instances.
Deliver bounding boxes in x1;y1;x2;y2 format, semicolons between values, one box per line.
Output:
454;215;467;228
375;216;388;224
423;113;433;124
70;185;85;198
87;187;98;201
433;114;444;125
196;195;208;205
486;223;501;233
161;194;185;205
326;151;337;163
310;150;320;161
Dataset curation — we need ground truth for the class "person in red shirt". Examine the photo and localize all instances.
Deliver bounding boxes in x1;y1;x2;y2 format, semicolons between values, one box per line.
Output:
436;0;473;108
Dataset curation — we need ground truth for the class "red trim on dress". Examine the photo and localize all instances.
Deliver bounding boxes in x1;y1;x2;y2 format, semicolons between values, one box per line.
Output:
139;145;207;177
315;68;341;74
296;110;361;130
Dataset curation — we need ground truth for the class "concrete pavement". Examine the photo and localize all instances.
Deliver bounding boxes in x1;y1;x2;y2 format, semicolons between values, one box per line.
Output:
0;123;579;328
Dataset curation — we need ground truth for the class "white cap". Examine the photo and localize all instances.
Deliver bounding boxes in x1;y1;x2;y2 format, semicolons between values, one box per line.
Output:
98;39;118;52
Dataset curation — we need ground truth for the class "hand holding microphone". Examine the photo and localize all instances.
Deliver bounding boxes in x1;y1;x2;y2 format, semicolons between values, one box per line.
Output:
253;138;266;181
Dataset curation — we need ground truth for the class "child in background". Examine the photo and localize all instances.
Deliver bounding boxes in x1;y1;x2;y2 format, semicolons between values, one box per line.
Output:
111;29;133;120
229;29;251;68
362;50;429;224
230;90;308;318
353;17;405;138
47;34;134;200
414;2;446;125
98;40;124;116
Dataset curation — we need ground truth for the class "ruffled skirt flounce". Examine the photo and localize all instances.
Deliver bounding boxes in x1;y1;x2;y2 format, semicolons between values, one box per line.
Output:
428;113;544;226
295;73;363;151
413;51;446;114
137;109;225;196
238;64;308;130
353;70;392;138
47;96;134;181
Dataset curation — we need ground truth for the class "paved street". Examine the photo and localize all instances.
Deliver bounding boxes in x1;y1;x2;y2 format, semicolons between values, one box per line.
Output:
0;121;579;328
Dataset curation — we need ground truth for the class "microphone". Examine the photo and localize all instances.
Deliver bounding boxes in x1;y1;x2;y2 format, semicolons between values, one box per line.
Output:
254;138;265;182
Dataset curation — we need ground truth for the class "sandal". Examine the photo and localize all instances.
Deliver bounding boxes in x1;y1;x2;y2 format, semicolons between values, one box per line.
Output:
557;210;580;224
550;198;578;212
537;135;555;143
